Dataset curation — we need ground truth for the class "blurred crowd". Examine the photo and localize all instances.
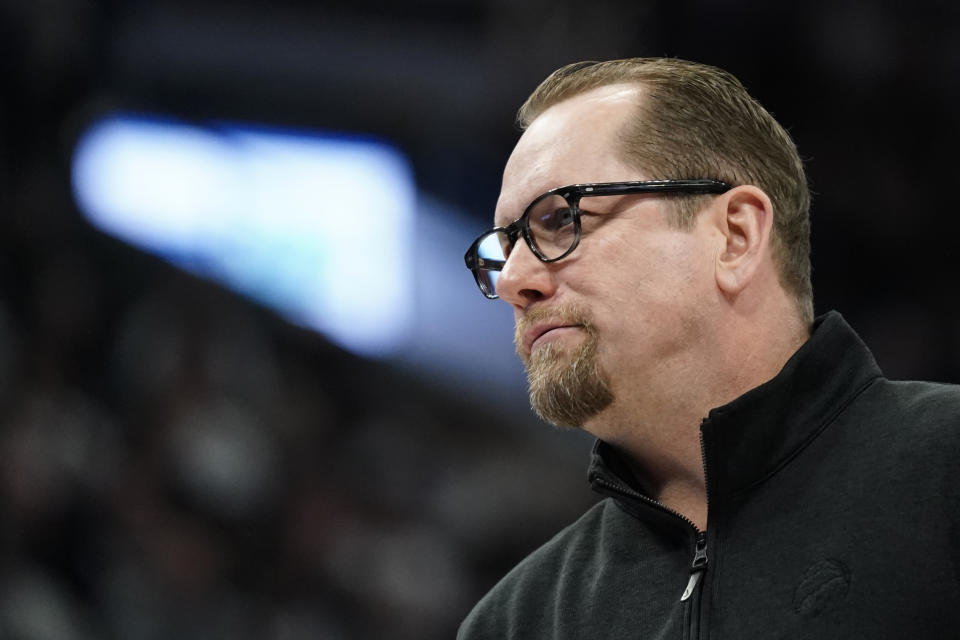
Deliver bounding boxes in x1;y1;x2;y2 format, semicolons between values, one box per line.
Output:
0;155;596;639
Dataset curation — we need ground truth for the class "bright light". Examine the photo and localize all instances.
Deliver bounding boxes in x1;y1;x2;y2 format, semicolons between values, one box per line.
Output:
72;114;415;357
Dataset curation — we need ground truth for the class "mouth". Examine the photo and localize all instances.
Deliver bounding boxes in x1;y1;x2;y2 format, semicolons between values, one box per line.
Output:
524;322;583;355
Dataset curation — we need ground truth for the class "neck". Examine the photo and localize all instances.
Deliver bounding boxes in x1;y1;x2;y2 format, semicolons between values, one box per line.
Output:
585;307;810;531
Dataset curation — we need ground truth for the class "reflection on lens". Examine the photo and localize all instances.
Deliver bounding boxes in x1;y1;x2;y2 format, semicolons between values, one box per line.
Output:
482;269;500;296
527;194;576;259
475;230;508;297
477;231;506;263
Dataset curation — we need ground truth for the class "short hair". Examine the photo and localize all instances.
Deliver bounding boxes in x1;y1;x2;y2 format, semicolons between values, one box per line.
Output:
517;58;813;324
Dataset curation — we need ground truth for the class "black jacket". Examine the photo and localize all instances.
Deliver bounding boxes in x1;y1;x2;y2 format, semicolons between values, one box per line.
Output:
459;312;960;639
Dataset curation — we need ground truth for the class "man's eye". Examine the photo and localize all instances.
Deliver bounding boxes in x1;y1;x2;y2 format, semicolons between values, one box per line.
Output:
536;207;575;231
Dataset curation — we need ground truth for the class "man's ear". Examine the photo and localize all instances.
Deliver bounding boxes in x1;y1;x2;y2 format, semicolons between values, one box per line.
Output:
713;185;774;297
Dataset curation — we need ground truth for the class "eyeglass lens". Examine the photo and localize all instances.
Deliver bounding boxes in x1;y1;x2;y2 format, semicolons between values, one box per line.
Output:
528;194;577;260
474;232;506;296
473;194;577;296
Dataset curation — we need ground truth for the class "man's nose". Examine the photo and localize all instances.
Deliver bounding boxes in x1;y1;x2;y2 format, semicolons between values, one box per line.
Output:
495;240;557;309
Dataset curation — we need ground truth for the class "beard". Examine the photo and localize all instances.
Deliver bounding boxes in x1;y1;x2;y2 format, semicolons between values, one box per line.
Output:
515;305;614;428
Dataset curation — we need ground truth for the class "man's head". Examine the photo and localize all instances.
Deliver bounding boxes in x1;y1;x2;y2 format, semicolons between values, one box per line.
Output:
518;58;812;324
473;58;812;431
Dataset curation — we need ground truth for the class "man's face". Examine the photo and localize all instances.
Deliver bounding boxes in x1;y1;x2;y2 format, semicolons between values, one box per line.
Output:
494;85;721;430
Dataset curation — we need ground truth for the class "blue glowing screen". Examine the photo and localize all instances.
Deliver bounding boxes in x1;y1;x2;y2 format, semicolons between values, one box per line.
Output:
72;114;415;357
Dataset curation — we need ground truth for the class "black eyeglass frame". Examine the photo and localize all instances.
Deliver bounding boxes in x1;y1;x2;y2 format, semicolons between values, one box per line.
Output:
464;178;733;299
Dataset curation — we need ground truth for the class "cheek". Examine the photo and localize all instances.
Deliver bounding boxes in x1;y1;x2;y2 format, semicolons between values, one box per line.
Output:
605;232;708;298
594;235;715;342
558;225;714;323
652;232;717;295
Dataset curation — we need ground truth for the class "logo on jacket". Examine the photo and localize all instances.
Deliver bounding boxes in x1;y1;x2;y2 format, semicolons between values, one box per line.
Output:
793;559;851;618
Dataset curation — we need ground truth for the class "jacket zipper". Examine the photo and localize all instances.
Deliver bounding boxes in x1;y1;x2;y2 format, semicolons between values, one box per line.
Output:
681;425;713;602
681;530;708;600
592;420;713;607
594;471;711;608
590;474;701;532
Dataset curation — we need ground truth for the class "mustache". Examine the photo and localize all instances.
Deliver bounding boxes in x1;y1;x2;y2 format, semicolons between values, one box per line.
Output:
514;304;596;353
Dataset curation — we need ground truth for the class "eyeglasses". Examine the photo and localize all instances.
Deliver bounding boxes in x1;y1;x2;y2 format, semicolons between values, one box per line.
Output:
463;179;732;299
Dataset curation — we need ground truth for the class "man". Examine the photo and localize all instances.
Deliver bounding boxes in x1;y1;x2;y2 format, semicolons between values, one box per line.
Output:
459;58;960;638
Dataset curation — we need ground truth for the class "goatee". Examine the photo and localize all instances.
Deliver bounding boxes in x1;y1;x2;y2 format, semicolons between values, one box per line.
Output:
516;306;614;428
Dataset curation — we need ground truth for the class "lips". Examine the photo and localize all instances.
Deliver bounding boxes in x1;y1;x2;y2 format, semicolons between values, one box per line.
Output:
522;322;582;355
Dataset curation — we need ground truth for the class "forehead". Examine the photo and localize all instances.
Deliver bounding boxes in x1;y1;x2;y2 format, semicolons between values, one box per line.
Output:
495;84;646;226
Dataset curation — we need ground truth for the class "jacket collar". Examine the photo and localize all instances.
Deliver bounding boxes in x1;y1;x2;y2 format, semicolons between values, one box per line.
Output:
589;311;883;506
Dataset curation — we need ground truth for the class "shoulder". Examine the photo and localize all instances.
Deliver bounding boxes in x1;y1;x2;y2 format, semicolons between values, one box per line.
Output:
857;377;960;430
457;498;629;640
848;377;960;470
891;378;960;410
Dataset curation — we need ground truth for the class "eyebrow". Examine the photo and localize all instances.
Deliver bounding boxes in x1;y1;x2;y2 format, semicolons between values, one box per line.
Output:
494;183;555;228
493;202;524;229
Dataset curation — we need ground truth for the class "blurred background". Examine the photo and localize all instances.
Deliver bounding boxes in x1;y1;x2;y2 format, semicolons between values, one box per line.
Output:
1;0;959;638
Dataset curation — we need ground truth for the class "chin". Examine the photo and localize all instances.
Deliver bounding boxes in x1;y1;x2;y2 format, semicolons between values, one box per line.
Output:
525;338;614;429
